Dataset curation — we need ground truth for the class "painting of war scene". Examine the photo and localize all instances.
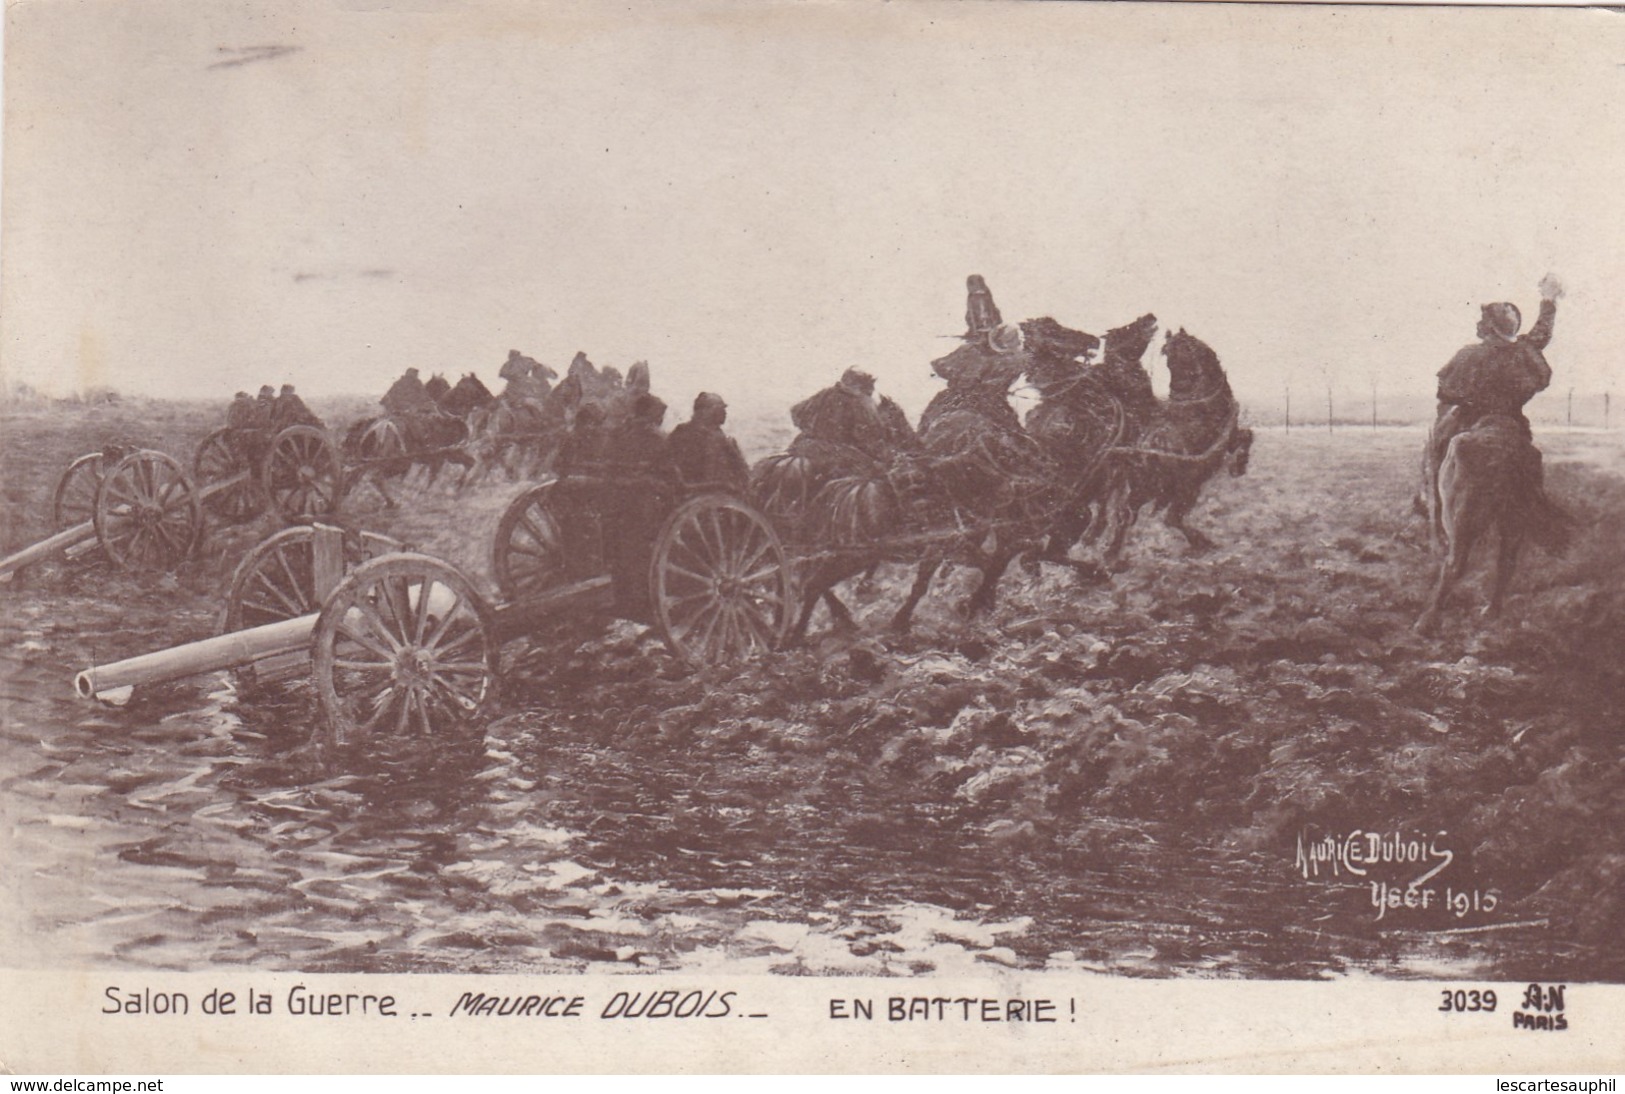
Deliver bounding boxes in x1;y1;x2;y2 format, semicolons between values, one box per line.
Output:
2;2;1622;982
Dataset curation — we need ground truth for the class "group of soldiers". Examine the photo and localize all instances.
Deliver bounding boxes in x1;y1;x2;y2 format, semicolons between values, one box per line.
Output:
219;264;1560;551
756;267;1569;519
225;384;324;435
556;386;750;490
765;276;1147;482
367;346;752;491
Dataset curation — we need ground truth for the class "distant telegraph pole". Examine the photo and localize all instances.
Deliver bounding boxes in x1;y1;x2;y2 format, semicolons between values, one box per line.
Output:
1606;390;1612;431
1284;383;1291;432
1371;377;1378;429
1327;383;1333;434
1567;387;1574;428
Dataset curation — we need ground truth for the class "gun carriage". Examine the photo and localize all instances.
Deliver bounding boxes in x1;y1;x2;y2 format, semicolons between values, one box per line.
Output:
0;426;346;584
74;470;795;756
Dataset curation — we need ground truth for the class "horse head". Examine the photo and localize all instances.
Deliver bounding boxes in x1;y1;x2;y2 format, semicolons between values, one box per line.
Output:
442;372;495;417
424;372;451;404
463;372;493;402
1103;313;1157;365
1162;328;1227;401
1021;317;1100;363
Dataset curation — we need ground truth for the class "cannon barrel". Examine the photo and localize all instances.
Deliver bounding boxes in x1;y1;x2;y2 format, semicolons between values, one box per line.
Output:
75;614;318;700
74;577;463;702
0;520;97;583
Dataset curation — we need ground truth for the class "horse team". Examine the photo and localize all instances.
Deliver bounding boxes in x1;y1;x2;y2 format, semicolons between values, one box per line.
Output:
211;269;1565;638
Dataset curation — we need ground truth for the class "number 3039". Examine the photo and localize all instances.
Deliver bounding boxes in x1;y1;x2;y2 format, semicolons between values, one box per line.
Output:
1439;989;1497;1012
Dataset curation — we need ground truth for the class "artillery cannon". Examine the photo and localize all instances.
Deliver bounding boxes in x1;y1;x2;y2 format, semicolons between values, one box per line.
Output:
1;448;204;582
2;427;346;584
74;478;795;755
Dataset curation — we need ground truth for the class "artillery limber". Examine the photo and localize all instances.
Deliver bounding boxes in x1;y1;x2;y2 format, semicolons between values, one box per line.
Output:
74;472;795;755
1;427;346;585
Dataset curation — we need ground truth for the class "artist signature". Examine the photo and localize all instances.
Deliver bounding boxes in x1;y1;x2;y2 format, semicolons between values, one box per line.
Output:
1294;826;1501;923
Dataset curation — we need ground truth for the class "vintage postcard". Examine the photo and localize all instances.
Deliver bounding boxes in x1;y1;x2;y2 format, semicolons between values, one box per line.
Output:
2;0;1622;1075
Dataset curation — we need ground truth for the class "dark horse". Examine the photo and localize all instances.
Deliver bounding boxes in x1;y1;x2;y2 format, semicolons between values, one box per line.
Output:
343;373;492;507
782;336;1077;640
464;372;577;486
1415;414;1569;634
1024;312;1159;564
1082;329;1251;565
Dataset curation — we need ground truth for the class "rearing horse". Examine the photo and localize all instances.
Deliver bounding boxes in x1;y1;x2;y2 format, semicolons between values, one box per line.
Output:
1083;329;1250;564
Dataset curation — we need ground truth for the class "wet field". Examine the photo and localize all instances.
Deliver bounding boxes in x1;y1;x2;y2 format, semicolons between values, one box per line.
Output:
4;401;1623;978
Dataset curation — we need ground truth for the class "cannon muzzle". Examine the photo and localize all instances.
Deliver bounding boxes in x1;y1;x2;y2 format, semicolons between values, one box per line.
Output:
75;614;319;701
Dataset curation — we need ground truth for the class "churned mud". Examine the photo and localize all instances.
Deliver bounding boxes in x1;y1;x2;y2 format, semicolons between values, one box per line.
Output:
3;401;1622;978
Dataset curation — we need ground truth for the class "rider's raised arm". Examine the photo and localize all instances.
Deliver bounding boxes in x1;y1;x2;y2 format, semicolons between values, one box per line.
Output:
1522;297;1557;352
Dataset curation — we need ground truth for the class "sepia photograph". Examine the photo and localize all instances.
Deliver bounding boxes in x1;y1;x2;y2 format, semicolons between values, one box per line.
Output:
1;0;1622;1075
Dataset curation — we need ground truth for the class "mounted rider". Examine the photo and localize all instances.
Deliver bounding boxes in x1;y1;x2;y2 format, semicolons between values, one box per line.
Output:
498;349;554;411
919;276;1027;437
272;383;324;431
1428;274;1562;494
789;368;894;467
381;367;437;417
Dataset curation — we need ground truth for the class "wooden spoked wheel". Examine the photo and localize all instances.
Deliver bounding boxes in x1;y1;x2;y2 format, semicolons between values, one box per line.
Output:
312;554;499;751
492;480;603;601
193;428;267;523
649;494;794;664
53;452;109;531
262;425;345;522
222;525;403;632
93;450;203;570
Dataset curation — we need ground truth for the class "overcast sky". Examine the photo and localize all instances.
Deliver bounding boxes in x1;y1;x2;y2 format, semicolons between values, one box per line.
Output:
3;1;1622;420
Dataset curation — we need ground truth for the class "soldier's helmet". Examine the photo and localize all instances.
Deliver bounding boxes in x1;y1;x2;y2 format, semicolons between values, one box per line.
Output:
1480;302;1522;342
838;368;876;396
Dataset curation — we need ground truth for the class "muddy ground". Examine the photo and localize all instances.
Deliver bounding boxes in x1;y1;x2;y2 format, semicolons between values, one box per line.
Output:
2;398;1622;979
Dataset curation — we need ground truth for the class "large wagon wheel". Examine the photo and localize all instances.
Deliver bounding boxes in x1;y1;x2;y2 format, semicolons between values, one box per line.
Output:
262;425;345;522
93;450;203;570
193;428;267;523
311;554;499;751
492;480;602;600
649;493;794;664
222;525;403;632
221;525;402;690
53;452;110;531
